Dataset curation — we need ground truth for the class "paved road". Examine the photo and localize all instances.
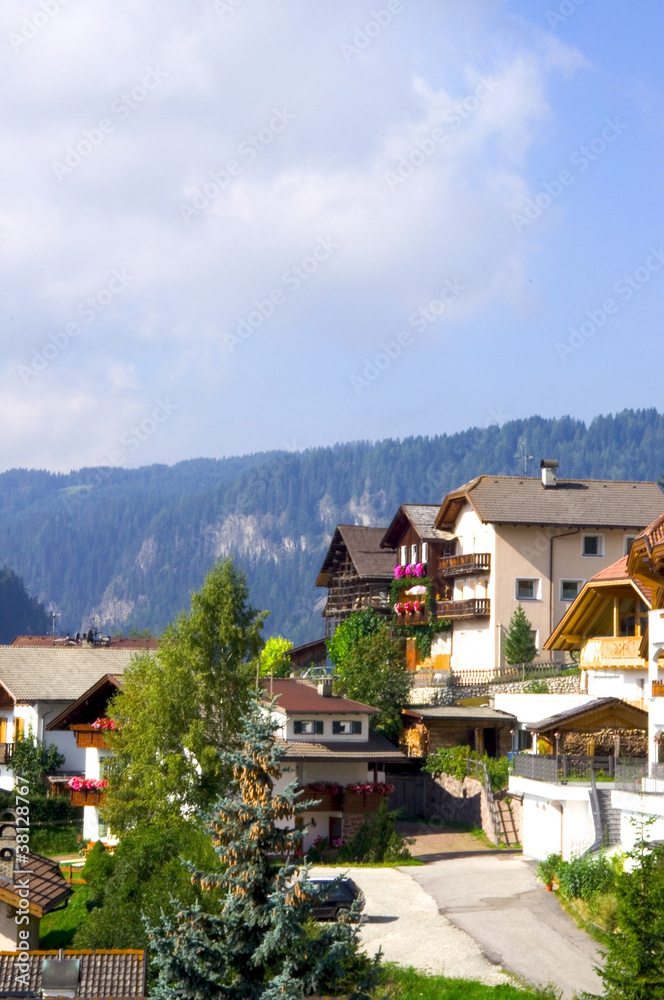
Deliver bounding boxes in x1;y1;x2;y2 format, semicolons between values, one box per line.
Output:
409;854;603;998
310;866;510;987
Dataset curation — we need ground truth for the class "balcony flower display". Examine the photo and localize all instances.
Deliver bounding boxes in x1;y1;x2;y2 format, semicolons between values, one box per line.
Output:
394;565;406;579
346;782;395;795
394;600;425;616
394;562;425;579
306;781;343;796
90;717;115;730
67;777;109;791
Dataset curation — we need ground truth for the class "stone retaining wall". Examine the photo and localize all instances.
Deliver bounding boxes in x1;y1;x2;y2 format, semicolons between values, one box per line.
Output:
428;773;499;844
409;672;581;705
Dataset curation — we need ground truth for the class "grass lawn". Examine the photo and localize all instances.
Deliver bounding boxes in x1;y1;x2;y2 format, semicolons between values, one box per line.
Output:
30;823;82;856
379;964;560;999
39;883;93;949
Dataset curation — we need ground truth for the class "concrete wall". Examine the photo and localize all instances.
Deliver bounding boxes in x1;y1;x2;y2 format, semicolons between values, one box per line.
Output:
587;668;647;703
410;671;581;706
509;775;595;860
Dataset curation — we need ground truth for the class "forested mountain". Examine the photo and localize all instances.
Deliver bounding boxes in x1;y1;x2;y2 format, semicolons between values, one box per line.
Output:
1;409;663;646
0;567;49;642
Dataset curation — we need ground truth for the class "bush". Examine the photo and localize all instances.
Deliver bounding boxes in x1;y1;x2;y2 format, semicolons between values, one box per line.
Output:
424;745;510;791
337;800;412;864
535;851;616;901
0;791;82;825
523;679;549;694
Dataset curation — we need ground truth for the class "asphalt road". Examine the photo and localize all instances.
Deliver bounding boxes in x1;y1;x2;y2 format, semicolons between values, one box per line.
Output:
408;854;603;998
312;856;603;998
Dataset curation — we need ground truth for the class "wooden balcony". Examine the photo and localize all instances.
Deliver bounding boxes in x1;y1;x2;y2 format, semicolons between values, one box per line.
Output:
579;636;645;669
395;610;429;627
69;787;106;807
71;725;111;750
344;790;389;813
653;681;664;698
299;784;343;811
436;598;491;620
439;553;491;576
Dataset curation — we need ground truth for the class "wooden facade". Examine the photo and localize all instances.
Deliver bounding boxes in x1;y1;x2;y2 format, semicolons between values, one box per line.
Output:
316;525;394;637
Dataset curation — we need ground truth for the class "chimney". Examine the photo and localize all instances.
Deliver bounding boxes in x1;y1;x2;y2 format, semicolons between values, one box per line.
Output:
540;459;559;488
317;678;333;698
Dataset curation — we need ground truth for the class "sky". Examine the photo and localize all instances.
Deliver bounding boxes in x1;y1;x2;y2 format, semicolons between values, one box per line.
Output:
2;0;663;473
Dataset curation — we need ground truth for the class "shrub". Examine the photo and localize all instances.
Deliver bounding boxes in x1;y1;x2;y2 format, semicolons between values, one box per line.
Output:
424;745;510;791
523;679;549;694
536;851;616;901
336;800;412;864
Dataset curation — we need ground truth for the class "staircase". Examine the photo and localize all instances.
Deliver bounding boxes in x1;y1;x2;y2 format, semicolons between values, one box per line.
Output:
597;789;621;847
496;798;520;847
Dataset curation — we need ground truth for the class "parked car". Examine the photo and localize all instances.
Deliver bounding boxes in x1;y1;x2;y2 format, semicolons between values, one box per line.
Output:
307;877;365;920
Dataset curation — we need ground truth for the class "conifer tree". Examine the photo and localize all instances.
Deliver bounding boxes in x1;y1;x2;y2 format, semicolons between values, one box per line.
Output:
598;829;664;1000
503;604;538;665
147;697;378;999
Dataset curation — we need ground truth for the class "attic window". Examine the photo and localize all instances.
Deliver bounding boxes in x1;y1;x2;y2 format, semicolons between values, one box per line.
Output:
333;720;362;735
294;720;323;736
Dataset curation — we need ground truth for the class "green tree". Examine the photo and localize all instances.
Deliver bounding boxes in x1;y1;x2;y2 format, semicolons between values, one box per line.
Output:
10;724;64;791
332;617;410;739
0;566;49;643
147;697;378;999
259;635;293;677
503;604;538;665
597;830;664;1000
326;609;383;670
103;559;267;832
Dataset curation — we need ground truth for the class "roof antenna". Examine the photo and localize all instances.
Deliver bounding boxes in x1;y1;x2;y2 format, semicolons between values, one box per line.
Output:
51;612;61;637
514;437;533;476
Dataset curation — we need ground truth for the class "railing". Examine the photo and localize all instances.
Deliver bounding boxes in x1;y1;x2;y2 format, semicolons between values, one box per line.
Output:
0;743;14;766
72;726;111;750
69;787;106;807
580;636;644;667
438;553;491;576
653;682;664;698
410;661;571;688
395;610;429;627
435;598;491;620
615;759;664;794
513;753;617;784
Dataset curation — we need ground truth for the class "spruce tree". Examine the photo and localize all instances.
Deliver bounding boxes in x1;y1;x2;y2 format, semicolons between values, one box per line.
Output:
503;604;538;665
147;696;379;1000
598;831;664;1000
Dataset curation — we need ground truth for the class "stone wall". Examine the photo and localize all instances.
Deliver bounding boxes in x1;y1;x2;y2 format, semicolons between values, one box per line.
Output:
410;672;581;705
428;773;499;844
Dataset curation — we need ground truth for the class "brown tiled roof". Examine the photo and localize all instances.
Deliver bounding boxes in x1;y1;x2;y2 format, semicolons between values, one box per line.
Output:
0;950;146;998
316;525;394;586
435;476;664;529
47;674;123;731
404;706;516;723
628;511;664;584
11;636;158;649
589;557;652;602
262;679;378;714
0;649;139;702
279;729;405;761
0;853;72;916
381;504;455;548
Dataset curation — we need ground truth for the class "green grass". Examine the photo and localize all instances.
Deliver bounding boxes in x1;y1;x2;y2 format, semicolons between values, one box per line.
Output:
29;824;82;856
39;883;94;949
379;964;561;999
307;858;425;867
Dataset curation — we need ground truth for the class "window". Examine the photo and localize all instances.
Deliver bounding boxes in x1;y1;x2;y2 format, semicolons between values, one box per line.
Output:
560;579;584;602
582;534;604;557
515;578;540;601
410;544;418;563
14;718;24;740
400;545;407;566
332;720;362;735
294;720;323;735
624;535;637;556
421;542;429;564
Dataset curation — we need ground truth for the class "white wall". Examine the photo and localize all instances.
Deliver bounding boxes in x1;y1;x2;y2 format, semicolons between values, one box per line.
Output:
493;693;596;727
612;790;664;851
587;669;647;703
509;776;595;860
451;625;492;670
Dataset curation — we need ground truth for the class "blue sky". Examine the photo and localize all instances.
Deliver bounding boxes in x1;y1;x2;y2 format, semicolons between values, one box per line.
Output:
2;0;662;472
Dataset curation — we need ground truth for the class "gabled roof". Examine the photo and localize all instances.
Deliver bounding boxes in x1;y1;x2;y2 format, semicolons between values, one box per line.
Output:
11;635;158;649
0;648;139;702
262;679;378;714
531;697;648;735
628;511;664;594
380;504;455;549
435;475;664;530
316;525;394;587
47;674;123;731
546;557;652;651
280;729;405;761
0;950;146;999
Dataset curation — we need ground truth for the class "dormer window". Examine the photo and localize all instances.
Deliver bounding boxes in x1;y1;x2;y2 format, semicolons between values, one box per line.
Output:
332;720;362;735
294;720;323;735
400;546;407;566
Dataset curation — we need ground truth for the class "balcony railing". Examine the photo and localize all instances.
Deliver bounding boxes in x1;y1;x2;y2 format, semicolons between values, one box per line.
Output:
580;636;644;668
513;753;616;784
395;610;429;627
69;787;106;807
0;743;14;766
438;553;491;577
71;726;111;750
614;759;664;794
436;598;490;620
653;682;664;698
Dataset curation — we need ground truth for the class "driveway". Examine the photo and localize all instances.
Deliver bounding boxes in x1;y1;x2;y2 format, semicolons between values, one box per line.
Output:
310;866;510;986
409;854;603;998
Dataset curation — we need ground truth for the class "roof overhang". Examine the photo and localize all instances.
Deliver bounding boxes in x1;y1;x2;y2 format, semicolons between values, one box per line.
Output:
47;674;122;731
546;577;652;651
531;698;648;737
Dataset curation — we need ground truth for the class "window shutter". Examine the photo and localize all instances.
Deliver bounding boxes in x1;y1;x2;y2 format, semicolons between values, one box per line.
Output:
294;721;303;735
315;720;324;735
332;721;341;735
352;721;362;735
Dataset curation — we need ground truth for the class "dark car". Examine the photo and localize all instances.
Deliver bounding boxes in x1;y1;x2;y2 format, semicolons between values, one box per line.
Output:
307;877;365;920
